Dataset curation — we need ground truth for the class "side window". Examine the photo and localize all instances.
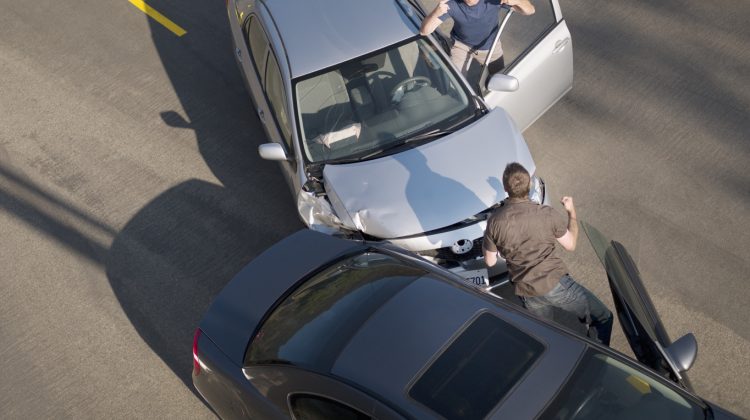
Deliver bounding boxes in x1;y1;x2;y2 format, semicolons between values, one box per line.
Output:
247;16;269;85
499;0;558;69
289;394;371;420
265;54;293;149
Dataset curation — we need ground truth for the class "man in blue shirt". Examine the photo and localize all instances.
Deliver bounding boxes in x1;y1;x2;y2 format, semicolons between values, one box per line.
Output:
420;0;535;78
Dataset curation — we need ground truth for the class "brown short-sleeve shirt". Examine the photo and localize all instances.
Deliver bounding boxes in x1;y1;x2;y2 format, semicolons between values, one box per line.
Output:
483;198;568;297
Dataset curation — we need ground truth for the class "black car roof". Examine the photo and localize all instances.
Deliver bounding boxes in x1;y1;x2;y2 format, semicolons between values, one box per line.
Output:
329;274;587;418
202;230;587;417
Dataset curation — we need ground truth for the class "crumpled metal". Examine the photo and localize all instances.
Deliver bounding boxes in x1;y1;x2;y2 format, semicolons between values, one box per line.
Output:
297;190;347;235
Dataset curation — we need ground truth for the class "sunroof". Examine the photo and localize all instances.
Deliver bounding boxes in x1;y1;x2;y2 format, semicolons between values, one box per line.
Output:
409;312;544;419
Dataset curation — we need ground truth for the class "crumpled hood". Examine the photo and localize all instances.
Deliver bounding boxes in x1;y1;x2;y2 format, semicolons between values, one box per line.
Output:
323;108;536;239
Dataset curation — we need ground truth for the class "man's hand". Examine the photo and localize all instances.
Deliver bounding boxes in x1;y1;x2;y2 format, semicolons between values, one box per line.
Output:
433;0;450;17
484;248;499;267
556;196;579;251
501;0;535;15
561;196;575;216
420;0;449;35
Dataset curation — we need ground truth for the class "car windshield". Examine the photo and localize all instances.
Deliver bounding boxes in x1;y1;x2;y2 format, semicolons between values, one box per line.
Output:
246;252;426;371
294;37;475;163
540;350;705;420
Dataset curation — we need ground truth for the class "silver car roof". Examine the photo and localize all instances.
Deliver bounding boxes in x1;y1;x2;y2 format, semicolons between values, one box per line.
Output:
262;0;419;78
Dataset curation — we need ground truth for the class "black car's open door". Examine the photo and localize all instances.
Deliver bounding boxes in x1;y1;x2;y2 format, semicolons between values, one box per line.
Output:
581;222;697;391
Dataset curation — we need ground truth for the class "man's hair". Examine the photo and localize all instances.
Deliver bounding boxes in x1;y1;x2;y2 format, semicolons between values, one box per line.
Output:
503;162;530;199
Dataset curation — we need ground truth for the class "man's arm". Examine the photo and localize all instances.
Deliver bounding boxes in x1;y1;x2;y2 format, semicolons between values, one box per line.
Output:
482;219;500;267
420;0;450;36
501;0;535;15
484;248;499;267
556;196;578;251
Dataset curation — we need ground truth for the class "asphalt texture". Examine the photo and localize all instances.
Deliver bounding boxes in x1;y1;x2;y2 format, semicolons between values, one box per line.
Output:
0;0;748;418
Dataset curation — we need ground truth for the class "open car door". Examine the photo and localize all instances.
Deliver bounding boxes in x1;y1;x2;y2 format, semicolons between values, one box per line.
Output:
581;222;698;391
480;0;574;131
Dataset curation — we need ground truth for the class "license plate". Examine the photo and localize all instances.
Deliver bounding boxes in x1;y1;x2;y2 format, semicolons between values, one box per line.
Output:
454;268;489;287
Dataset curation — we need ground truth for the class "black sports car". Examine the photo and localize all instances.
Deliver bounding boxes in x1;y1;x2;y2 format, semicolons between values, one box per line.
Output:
192;223;740;419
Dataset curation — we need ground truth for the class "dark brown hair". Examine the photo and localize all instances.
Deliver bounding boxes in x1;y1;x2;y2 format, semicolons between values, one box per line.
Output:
502;162;530;199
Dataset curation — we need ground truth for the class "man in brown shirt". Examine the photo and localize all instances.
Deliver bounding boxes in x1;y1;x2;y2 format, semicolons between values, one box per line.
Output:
483;163;613;345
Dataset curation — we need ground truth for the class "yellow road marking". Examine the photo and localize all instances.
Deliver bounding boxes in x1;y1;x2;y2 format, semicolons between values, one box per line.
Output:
128;0;187;37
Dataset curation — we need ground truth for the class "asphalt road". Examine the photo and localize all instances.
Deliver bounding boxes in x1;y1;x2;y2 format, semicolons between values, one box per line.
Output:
0;0;747;418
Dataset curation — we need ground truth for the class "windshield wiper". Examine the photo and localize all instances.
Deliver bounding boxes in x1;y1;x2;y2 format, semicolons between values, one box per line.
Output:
321;131;442;164
322;156;369;165
325;111;481;164
404;127;457;143
355;128;457;161
356;112;485;161
355;141;415;162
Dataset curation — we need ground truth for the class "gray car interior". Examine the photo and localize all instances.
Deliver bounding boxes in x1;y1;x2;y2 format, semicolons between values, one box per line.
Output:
297;40;468;162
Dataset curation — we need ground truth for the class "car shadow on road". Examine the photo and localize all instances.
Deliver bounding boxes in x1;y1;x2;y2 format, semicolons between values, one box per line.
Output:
105;0;300;400
105;180;297;390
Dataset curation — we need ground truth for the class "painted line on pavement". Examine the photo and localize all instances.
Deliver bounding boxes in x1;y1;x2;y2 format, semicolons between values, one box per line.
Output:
128;0;187;37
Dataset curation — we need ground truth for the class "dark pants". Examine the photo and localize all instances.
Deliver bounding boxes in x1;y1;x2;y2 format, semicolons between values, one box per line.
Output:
521;274;613;346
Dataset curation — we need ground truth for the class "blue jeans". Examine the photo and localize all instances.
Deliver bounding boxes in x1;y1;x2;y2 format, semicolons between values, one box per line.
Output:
521;274;613;346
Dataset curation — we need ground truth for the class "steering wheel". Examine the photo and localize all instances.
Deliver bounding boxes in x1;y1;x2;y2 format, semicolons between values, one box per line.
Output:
364;70;395;80
390;76;432;104
364;70;396;89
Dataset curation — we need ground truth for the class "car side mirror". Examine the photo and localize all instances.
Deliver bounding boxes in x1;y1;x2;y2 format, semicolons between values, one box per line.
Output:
258;143;288;161
664;333;698;373
487;74;519;92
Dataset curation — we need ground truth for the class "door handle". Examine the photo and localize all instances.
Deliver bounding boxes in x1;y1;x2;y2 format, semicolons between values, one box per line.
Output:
235;47;242;61
552;37;570;54
257;109;265;122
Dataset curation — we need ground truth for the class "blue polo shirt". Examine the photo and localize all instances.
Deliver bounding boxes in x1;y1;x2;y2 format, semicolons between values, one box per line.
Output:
440;0;503;50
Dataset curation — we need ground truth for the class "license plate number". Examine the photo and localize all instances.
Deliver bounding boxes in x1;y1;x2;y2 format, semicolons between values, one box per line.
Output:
454;268;489;287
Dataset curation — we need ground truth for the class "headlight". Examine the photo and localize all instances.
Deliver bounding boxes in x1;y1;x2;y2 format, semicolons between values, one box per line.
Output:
297;190;351;235
529;175;545;204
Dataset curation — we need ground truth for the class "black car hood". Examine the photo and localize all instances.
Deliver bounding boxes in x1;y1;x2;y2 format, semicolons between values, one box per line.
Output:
199;230;366;365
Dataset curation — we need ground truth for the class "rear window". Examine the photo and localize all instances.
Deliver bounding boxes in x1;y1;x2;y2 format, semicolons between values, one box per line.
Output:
246;252;426;371
409;312;544;419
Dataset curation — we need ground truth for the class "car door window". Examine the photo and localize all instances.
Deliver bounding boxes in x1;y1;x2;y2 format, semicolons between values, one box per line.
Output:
247;16;269;85
265;53;293;148
498;0;557;71
289;394;371;420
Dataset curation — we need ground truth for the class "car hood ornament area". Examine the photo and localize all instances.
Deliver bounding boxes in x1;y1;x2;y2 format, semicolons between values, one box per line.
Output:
323;109;536;238
451;239;475;255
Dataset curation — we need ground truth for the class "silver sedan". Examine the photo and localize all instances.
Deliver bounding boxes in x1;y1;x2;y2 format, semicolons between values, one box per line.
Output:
226;0;571;283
